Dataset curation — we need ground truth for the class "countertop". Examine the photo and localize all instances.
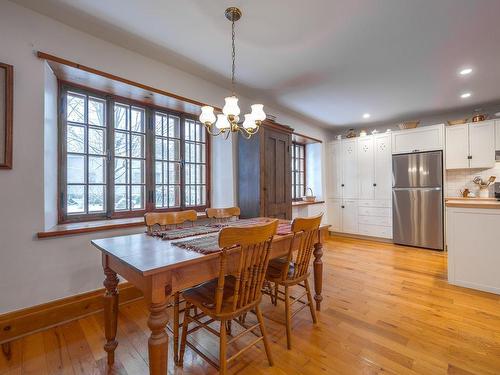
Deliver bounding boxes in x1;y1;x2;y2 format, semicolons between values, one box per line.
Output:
445;198;500;209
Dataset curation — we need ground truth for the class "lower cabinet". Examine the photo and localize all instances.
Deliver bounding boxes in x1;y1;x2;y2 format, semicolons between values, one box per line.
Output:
342;200;359;234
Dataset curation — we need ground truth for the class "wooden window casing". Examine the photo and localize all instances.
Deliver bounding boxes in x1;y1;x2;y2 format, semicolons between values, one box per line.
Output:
291;142;306;201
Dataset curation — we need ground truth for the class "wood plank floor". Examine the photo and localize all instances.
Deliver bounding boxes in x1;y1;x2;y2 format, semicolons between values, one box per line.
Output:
2;236;500;374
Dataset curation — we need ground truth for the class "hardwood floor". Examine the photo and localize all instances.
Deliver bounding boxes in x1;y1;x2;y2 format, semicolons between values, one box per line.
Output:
2;236;500;374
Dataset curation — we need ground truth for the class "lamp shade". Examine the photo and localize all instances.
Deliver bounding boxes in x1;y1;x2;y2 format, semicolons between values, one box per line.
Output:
222;96;240;117
199;106;216;124
242;113;257;129
215;114;231;129
250;104;266;121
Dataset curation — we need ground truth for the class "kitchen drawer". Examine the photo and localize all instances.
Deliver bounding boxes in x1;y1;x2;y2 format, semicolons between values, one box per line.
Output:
358;199;391;208
359;215;392;226
358;206;391;217
359;224;392;238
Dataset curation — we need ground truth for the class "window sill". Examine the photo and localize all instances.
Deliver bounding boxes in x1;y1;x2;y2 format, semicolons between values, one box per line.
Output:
37;212;207;239
292;200;325;207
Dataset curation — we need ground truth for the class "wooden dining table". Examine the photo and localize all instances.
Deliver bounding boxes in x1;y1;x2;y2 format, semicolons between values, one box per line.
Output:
91;220;330;375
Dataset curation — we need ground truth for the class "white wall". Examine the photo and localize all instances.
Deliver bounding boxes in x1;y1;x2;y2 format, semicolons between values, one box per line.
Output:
0;1;330;314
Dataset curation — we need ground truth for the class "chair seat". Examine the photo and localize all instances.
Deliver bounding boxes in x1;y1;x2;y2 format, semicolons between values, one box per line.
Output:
182;276;238;315
266;257;295;281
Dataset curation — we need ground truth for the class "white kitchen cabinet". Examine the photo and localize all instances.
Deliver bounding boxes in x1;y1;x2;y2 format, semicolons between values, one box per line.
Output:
342;139;358;199
358;137;374;199
445;121;495;169
328;141;343;199
342;199;358;234
391;124;444;154
327;198;342;232
445;124;469;169
496;120;500;150
469;121;495;168
374;134;392;200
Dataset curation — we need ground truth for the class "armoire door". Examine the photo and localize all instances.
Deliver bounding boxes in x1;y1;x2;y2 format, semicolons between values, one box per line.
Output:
358;136;374;199
328;141;343;199
263;128;292;219
374;134;393;200
342;139;358;199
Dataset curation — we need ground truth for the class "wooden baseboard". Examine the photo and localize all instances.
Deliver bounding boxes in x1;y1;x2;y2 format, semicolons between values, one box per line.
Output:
329;231;394;243
0;282;143;344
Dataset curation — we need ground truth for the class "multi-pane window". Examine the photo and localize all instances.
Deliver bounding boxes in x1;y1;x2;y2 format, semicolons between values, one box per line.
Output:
291;142;306;200
155;112;181;208
184;119;207;207
113;103;146;211
60;85;209;222
65;91;107;215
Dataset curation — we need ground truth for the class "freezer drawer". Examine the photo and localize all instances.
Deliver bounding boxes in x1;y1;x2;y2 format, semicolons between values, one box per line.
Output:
392;188;443;250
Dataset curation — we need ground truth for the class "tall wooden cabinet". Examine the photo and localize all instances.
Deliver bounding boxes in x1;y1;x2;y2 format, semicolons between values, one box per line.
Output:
238;122;293;219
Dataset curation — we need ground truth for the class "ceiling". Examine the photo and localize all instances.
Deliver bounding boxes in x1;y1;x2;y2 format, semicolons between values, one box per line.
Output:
12;0;500;128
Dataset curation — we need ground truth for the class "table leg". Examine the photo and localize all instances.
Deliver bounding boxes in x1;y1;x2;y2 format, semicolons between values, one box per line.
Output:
147;300;169;375
313;242;323;311
103;267;119;366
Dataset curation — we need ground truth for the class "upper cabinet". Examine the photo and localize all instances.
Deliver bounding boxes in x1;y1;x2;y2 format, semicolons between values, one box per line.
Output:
391;124;444;154
374;134;393;200
358;137;374;199
342;139;358;199
328;141;342;199
445;121;495;170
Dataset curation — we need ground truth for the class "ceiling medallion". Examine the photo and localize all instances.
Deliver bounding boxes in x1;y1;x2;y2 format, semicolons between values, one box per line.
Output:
199;7;265;139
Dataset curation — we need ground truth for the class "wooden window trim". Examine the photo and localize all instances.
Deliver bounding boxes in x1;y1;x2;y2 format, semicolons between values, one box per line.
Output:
0;62;13;169
58;82;211;224
291;141;306;201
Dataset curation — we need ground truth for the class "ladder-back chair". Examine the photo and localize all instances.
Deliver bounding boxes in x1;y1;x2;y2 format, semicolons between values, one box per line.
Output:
205;207;241;224
179;220;278;374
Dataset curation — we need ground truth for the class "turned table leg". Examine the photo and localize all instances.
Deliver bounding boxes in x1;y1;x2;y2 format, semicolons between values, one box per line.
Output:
313;242;324;311
103;267;119;366
147;300;169;375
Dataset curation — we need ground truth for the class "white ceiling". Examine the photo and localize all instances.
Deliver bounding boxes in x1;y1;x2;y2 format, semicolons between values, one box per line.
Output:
12;0;500;128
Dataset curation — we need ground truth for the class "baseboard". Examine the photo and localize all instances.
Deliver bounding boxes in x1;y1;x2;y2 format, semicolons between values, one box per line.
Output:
329;231;394;243
0;282;143;344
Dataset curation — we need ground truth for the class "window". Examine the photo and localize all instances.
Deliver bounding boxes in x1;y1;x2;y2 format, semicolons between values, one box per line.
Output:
60;85;209;222
291;142;306;200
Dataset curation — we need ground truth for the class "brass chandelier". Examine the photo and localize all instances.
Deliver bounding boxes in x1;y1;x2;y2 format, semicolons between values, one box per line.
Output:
199;7;266;139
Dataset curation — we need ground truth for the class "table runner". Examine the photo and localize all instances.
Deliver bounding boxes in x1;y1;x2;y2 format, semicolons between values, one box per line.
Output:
151;225;220;240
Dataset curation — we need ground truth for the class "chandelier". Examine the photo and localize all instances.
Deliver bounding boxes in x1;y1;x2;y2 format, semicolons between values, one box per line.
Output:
199;7;266;139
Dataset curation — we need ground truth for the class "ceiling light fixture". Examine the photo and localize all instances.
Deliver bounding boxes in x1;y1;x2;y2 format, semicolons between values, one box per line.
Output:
459;68;473;76
461;92;472;99
363;113;371;119
199;7;265;139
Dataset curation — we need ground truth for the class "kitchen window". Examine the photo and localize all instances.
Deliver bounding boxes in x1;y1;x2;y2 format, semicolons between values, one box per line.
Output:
291;142;306;200
59;85;209;223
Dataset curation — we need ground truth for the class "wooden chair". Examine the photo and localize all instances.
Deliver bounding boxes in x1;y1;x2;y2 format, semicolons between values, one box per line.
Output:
143;210;198;364
144;210;198;234
264;214;323;349
179;220;278;374
205;207;241;224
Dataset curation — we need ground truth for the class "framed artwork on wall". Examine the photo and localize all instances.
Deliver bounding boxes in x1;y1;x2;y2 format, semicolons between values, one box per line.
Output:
0;62;13;169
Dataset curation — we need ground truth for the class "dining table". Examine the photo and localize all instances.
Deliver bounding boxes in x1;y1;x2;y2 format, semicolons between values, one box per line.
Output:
91;218;330;375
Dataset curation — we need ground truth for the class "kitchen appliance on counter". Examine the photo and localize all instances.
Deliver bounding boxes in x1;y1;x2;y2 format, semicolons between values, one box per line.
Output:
392;151;444;250
495;182;500;200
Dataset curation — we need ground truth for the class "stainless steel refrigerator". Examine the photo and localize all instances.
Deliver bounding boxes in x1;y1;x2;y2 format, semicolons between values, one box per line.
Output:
392;151;444;250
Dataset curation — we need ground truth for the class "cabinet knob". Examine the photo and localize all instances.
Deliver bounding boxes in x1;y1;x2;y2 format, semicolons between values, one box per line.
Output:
373;183;377;187
341;184;345;187
467;155;472;160
341;205;345;209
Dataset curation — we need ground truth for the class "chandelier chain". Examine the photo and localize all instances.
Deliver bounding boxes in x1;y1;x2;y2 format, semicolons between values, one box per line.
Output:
231;17;236;95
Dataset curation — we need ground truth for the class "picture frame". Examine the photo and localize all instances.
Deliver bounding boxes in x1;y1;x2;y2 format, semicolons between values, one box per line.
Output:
0;62;13;169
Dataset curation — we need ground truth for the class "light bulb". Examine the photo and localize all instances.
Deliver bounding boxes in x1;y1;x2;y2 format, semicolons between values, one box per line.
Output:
215;114;231;129
250;104;266;122
222;96;240;117
242;114;257;129
199;106;216;124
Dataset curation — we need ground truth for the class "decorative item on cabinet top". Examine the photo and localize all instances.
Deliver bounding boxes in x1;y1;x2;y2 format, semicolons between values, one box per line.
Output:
398;121;420;130
471;109;488;123
447;118;468;126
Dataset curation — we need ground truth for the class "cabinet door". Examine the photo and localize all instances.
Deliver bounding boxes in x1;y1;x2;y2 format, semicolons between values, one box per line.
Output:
496;120;500;150
327;199;342;232
342;139;358;199
263;128;292;219
469;121;495;169
328;141;343;199
358;136;374;200
342;199;358;234
374;134;392;200
445;124;469;169
391;124;444;154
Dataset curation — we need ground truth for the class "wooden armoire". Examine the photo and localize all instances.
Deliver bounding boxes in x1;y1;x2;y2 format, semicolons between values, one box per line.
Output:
238;121;293;219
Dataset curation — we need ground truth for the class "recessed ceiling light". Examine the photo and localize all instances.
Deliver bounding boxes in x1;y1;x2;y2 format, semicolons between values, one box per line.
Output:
363;113;371;119
460;92;472;99
459;68;473;76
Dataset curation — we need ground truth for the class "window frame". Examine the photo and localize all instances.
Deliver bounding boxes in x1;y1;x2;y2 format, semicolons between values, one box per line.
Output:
291;141;306;201
58;83;210;224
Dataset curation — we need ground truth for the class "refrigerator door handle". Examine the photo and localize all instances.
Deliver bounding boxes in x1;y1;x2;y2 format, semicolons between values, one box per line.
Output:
393;187;442;191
